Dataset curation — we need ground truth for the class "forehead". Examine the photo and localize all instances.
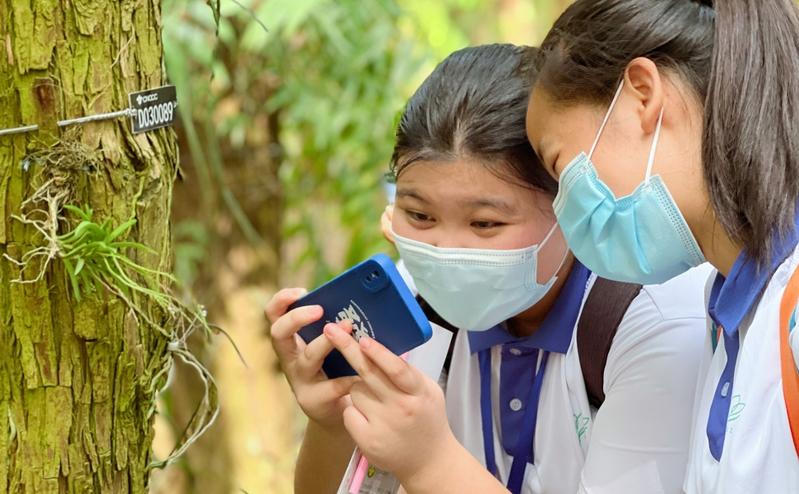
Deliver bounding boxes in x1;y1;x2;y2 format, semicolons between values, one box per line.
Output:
526;85;602;146
398;158;512;190
396;158;551;211
526;86;562;144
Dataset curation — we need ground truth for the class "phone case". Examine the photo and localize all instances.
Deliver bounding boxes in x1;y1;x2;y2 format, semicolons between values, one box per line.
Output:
290;254;432;378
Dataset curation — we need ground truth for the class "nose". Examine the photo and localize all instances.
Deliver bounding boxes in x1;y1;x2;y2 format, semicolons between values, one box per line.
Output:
434;230;473;249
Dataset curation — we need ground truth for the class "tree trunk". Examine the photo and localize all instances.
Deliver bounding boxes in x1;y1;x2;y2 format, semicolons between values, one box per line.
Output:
0;1;176;492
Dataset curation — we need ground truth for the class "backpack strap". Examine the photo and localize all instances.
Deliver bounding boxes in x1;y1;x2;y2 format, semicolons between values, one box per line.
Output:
415;295;459;374
779;267;799;456
417;277;642;406
577;278;643;409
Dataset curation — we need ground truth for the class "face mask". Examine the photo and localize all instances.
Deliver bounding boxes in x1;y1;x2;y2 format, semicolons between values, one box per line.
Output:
553;81;705;285
393;224;564;331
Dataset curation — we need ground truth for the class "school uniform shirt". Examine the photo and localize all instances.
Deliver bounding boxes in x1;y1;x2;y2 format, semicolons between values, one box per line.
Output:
684;233;799;493
413;261;712;494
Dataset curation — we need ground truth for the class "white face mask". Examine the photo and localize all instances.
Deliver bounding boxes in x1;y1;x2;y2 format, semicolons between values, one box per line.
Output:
392;224;564;331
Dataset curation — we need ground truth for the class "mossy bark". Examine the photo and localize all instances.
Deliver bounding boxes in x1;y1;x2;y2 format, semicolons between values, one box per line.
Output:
0;1;176;492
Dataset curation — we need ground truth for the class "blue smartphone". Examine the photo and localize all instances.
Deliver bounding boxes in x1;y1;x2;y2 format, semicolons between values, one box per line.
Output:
290;254;432;378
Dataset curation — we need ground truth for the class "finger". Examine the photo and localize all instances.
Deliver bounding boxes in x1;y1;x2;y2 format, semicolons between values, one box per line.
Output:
360;336;421;394
342;404;371;450
314;376;360;404
337;318;354;335
348;380;383;418
271;305;324;340
269;305;323;356
341;394;353;409
381;205;395;244
298;332;338;377
293;333;308;353
265;287;308;323
324;322;391;391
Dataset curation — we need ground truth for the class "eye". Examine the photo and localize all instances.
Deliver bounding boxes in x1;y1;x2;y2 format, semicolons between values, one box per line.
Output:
471;220;505;230
404;209;434;224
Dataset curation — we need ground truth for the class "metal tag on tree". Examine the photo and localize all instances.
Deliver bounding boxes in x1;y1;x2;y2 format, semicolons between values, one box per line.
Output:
129;85;178;134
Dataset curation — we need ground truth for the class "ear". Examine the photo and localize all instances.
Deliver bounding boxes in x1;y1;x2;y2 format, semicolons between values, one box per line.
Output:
623;57;665;135
381;205;396;244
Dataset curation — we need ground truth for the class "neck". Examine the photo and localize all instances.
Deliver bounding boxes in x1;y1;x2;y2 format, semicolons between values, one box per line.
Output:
693;211;743;277
507;255;575;338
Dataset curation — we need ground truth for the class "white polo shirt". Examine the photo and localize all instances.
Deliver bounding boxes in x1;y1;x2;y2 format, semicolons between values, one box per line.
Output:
684;245;799;493
405;261;711;494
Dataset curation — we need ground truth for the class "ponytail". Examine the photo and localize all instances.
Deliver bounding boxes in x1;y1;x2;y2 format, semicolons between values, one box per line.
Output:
538;0;799;264
704;0;799;263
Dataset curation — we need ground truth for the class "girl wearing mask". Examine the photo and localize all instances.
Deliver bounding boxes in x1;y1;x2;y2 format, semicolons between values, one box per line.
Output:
524;1;799;492
268;44;709;494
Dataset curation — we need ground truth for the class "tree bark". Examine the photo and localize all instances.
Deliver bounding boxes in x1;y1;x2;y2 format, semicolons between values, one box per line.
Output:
0;1;176;492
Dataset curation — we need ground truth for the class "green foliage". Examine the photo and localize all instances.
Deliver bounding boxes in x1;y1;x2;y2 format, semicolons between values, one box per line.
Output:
58;205;173;303
54;202;221;470
264;0;430;282
162;0;562;287
163;0;440;285
164;0;425;281
163;0;268;286
172;220;210;290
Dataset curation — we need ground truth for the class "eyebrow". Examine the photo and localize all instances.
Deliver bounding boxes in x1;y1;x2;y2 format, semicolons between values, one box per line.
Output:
395;188;429;203
459;198;517;215
397;187;517;215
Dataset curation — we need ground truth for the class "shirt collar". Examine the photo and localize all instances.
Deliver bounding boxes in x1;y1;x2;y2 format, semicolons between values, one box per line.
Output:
709;213;799;335
468;260;591;354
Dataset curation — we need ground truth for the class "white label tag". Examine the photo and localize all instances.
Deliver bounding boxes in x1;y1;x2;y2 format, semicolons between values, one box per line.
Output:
337;450;401;494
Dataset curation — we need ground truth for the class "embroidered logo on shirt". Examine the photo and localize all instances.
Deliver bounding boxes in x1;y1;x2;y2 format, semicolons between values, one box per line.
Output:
334;300;375;341
574;413;590;444
728;395;746;422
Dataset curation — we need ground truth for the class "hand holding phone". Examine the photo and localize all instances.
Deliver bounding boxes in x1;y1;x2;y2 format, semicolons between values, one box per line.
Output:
290;254;432;378
266;288;360;429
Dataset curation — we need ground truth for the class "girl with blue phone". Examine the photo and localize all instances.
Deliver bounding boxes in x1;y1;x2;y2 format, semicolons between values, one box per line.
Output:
268;44;709;494
525;1;799;492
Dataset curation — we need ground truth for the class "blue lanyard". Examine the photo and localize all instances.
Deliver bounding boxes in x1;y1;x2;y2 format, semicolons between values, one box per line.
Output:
478;348;550;494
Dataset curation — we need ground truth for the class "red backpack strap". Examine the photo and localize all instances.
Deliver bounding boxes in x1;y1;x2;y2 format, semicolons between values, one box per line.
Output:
779;267;799;456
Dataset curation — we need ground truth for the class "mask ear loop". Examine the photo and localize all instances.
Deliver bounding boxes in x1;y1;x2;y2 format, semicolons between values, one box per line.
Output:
537;221;560;248
644;108;665;183
535;222;570;284
588;80;625;160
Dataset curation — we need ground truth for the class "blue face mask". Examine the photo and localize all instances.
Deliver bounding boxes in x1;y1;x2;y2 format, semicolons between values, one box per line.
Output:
393;224;565;332
553;81;705;285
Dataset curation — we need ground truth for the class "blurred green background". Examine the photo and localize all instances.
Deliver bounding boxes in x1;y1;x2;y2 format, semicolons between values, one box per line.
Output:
152;1;570;492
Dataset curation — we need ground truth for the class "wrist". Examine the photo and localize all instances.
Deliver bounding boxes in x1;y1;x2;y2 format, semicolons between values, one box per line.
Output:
296;419;355;494
395;430;463;493
307;418;352;444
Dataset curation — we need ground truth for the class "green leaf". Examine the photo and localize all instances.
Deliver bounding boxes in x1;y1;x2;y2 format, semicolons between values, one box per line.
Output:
74;258;85;276
62;257;82;301
107;218;137;242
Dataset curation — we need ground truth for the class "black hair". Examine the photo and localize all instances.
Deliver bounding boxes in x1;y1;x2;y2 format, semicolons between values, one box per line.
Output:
390;44;557;196
537;0;799;265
